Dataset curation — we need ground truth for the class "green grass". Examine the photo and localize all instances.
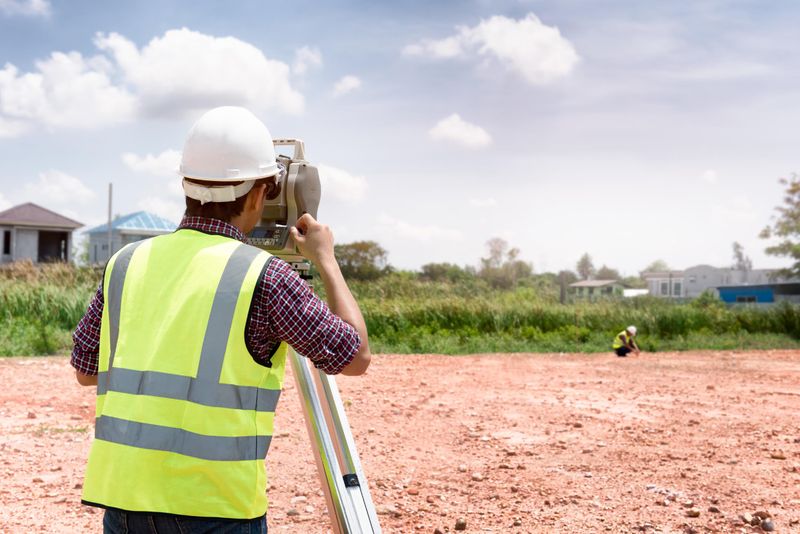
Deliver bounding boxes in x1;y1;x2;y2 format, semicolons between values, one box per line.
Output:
2;263;800;356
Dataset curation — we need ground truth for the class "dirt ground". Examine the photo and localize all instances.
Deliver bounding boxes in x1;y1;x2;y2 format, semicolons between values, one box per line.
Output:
1;351;799;533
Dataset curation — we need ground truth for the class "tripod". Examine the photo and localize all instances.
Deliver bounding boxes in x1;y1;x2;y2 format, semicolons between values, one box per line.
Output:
288;261;381;534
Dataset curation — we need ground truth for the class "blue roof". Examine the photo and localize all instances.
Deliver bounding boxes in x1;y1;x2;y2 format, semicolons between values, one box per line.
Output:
86;211;177;234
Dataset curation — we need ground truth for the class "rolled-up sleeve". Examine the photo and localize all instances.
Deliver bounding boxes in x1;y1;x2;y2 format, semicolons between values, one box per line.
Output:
261;258;360;375
70;282;104;376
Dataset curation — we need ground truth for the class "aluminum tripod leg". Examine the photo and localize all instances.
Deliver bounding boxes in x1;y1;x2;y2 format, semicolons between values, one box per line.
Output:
289;349;382;533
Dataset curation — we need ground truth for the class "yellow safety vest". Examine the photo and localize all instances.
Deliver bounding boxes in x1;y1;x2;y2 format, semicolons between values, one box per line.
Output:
612;330;629;349
82;229;287;519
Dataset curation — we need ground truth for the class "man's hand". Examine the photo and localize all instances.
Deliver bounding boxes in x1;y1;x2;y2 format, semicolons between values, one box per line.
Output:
290;214;335;267
289;213;371;376
75;370;98;386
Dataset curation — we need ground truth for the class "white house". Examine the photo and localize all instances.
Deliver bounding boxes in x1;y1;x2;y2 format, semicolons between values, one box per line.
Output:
87;211;177;264
0;203;82;264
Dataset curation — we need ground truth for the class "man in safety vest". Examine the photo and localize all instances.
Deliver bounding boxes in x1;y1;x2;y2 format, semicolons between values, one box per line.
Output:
71;106;372;533
612;325;640;357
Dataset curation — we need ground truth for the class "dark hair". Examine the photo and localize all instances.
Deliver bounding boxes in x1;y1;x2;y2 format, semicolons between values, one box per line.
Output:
184;176;281;222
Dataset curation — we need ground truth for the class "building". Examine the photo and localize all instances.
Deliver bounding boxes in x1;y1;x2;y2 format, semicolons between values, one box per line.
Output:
643;264;795;300
684;265;775;299
0;202;82;264
641;270;685;298
569;279;624;300
717;282;800;304
87;211;177;263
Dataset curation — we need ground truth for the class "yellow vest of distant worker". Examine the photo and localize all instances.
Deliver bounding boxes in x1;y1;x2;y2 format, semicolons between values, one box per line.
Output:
82;230;287;519
612;330;629;349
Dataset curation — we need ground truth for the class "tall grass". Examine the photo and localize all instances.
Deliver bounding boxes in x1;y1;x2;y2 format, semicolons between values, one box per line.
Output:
0;261;98;355
349;274;800;353
2;263;799;356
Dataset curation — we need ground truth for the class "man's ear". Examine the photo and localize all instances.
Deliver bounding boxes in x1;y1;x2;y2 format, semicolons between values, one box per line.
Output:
247;183;267;210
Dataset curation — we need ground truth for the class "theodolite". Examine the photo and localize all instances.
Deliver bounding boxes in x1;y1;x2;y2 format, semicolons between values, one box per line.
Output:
248;139;381;534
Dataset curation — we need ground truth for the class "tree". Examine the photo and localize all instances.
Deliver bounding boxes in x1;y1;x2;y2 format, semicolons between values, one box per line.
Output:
595;265;621;280
420;262;471;283
760;174;800;277
481;237;509;270
732;241;752;272
557;269;578;286
557;270;578;304
575;253;595;280
334;241;389;280
478;238;533;289
642;259;670;274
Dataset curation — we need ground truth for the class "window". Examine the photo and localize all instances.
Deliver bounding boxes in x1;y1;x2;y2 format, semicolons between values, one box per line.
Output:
673;282;682;296
736;296;757;303
2;230;10;255
688;276;696;284
660;281;669;296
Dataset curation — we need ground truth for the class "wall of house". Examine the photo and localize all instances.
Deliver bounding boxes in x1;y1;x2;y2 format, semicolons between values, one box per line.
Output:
14;228;38;261
0;225;11;264
683;265;725;298
718;286;774;304
646;276;685;297
88;232;124;264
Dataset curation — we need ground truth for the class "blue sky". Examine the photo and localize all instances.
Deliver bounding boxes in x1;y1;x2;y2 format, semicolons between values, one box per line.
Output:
1;0;798;274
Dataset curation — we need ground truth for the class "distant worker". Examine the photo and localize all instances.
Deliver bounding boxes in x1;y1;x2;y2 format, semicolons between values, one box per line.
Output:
70;106;372;533
612;325;640;357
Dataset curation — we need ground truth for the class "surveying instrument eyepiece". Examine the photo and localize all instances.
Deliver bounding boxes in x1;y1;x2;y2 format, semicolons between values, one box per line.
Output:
248;139;381;534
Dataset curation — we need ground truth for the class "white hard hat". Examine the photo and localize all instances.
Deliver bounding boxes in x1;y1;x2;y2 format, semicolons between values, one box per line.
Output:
179;106;281;204
627;325;637;336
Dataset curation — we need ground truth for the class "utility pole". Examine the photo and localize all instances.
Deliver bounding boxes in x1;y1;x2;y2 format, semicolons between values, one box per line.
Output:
107;183;113;261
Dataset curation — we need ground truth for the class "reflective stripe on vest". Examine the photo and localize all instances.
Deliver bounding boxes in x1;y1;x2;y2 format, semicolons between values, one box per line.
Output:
95;240;276;461
612;330;628;349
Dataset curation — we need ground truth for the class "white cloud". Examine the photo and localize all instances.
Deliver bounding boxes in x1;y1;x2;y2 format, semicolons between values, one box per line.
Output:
0;0;50;17
403;13;579;85
403;36;464;59
137;197;184;224
318;164;367;202
470;197;497;207
95;28;303;116
293;46;322;75
0;115;30;138
0;28;304;137
429;113;492;148
122;149;181;178
377;214;462;242
23;170;95;205
0;192;10;211
701;169;718;184
332;75;361;97
0;52;137;132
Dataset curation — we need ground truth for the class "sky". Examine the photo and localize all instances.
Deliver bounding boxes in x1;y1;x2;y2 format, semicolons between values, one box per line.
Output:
0;0;798;276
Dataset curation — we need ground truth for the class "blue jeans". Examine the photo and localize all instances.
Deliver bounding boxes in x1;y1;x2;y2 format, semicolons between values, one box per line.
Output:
103;508;267;534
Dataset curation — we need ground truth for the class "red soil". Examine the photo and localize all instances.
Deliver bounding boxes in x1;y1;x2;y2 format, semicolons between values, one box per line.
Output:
1;351;799;533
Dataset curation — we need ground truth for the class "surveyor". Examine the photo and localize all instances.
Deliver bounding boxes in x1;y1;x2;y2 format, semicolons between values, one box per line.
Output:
612;325;640;357
70;106;371;533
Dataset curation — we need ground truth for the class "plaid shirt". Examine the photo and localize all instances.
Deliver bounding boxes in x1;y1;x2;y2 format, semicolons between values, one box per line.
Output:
70;216;360;376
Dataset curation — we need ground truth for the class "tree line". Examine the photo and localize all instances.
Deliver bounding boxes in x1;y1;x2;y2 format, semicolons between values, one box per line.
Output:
335;174;800;288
